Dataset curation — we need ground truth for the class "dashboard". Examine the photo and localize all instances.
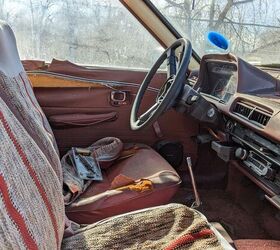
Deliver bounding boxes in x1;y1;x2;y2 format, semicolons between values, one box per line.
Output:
190;53;280;211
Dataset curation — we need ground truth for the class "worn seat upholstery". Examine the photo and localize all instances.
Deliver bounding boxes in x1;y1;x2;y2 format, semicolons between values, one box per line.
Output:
66;146;180;223
0;21;181;225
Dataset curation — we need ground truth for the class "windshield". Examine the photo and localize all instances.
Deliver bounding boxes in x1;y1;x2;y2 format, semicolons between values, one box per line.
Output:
150;0;280;66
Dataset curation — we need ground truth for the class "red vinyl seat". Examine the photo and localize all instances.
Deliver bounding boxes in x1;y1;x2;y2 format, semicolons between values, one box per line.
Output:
66;145;181;224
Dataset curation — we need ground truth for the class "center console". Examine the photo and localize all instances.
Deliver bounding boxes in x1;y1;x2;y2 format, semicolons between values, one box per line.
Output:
212;118;280;196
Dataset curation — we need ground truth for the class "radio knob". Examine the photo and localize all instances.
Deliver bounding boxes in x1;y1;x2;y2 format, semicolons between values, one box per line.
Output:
235;148;248;160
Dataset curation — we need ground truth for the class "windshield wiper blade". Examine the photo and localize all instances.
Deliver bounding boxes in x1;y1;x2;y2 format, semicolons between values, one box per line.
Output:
257;63;280;68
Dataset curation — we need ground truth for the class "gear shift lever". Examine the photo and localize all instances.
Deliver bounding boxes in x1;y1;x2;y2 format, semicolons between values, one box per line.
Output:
186;156;201;208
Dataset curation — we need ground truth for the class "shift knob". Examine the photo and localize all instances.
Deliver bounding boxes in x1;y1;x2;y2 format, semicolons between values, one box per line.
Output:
235;147;248;160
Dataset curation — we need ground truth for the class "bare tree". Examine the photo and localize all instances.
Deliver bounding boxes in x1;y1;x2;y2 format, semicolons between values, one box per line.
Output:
0;0;278;66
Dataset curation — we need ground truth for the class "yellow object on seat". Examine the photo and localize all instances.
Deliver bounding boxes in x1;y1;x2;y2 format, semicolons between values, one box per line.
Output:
116;179;153;192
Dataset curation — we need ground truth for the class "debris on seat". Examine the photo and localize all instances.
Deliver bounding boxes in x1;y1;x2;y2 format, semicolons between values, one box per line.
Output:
115;179;153;192
62;137;123;204
111;174;135;189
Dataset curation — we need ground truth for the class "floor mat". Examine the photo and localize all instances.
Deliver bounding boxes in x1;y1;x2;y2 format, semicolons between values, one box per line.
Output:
172;188;270;240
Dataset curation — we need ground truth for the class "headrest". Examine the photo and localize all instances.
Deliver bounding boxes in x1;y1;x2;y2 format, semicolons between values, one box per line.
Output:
0;21;24;77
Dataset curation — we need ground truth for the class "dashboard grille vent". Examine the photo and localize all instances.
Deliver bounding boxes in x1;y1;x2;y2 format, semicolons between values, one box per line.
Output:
233;101;272;126
250;110;270;126
234;103;252;118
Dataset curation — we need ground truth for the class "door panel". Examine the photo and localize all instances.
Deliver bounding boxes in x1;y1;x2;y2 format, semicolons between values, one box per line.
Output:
31;63;199;162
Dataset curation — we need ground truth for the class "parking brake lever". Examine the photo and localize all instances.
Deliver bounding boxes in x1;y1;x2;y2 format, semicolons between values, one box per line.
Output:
186;156;201;209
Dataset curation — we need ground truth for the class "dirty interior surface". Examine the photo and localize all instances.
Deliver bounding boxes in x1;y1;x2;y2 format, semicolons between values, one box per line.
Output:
173;188;270;240
173;154;280;241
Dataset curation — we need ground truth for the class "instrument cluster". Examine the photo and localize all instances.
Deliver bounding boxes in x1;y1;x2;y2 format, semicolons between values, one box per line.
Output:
203;61;238;103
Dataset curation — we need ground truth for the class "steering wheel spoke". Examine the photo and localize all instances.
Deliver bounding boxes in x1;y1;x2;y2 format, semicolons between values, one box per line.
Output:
157;76;175;102
138;102;160;123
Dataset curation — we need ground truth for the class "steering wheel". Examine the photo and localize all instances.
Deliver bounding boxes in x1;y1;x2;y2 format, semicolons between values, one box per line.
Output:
130;38;192;130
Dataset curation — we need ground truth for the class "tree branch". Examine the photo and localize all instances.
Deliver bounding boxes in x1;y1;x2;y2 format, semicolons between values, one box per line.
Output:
233;0;253;6
164;0;184;9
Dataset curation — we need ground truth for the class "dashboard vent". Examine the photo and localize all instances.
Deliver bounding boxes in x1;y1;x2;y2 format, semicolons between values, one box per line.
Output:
250;110;271;126
234;102;252;118
233;101;272;126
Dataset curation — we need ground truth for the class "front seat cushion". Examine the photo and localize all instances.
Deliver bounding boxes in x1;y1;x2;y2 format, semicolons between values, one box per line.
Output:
65;144;181;224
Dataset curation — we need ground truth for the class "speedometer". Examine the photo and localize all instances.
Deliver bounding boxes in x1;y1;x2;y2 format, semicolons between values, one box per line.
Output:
207;61;238;103
213;78;228;98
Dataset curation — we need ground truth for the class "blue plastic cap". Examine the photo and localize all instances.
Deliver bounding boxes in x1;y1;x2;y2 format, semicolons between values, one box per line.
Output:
207;31;229;50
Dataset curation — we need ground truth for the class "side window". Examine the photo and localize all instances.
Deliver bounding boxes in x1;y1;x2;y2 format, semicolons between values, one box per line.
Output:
0;0;163;69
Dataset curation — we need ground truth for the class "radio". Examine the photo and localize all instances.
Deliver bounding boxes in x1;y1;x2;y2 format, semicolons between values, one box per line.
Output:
222;119;280;194
243;150;275;180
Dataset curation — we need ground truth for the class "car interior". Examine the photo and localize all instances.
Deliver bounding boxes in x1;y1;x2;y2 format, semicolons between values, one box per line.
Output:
0;0;280;249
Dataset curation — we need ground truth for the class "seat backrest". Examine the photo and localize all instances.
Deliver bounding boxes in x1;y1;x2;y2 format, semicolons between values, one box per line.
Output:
0;21;65;248
0;21;62;181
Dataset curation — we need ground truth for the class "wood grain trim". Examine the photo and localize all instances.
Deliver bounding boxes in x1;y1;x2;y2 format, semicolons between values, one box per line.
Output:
28;73;106;88
265;195;280;210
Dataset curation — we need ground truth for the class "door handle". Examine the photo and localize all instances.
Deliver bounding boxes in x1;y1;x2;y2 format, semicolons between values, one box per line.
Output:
110;90;130;106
